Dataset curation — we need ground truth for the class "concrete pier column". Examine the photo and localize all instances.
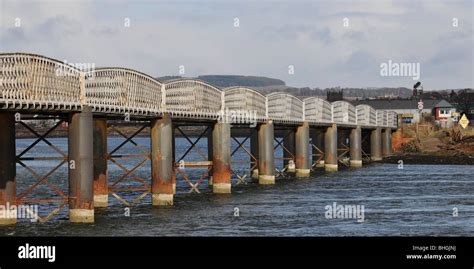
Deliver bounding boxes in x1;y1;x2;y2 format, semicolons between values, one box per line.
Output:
212;123;232;193
370;127;383;161
295;122;310;178
171;129;176;194
258;122;275;184
349;127;362;167
324;124;338;172
151;114;174;206
250;130;259;180
68;106;94;223
0;112;16;225
283;129;295;172
93;118;108;208
382;128;392;157
311;128;325;167
207;129;213;186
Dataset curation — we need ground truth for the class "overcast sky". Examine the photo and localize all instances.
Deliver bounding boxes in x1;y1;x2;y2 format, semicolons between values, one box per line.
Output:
1;0;472;90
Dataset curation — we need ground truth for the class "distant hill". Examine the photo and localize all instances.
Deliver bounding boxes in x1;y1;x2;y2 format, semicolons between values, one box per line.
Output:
157;76;182;81
157;75;285;88
198;75;286;88
155;74;469;100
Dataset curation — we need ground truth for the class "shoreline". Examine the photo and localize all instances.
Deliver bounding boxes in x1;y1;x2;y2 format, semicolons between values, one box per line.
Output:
380;153;474;165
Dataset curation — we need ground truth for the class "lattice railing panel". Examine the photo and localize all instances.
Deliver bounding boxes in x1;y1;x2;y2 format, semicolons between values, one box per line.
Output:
267;93;303;123
356;104;377;126
332;101;356;124
164;79;222;118
303;97;332;123
224;87;267;120
387;111;398;128
0;53;82;110
85;68;162;115
377;110;388;127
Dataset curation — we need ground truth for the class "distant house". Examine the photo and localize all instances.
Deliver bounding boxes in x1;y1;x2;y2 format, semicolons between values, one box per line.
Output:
352;99;456;127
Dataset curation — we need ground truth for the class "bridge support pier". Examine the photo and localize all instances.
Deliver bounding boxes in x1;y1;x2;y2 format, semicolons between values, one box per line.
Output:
311;128;325;168
324;124;338;172
93;118;108;208
207;129;213;186
371;128;382;161
68;107;94;223
295;122;310;178
382;128;392;157
283;129;295;173
171;132;176;194
350;127;362;167
0;112;16;225
250;131;259;180
151;114;174;206
258;122;275;184
212;122;231;193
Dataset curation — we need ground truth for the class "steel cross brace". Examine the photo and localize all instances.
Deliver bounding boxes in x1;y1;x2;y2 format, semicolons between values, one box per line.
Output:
273;130;294;178
107;124;151;206
230;130;257;185
174;126;212;193
15;117;68;223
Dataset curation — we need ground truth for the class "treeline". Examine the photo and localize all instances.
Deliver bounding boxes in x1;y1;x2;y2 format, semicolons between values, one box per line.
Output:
254;86;413;99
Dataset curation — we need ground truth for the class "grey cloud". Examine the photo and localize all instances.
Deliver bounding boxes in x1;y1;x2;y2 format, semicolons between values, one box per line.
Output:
258;24;332;43
0;0;472;89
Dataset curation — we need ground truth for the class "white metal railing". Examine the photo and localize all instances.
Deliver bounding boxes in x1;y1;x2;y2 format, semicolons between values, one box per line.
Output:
224;87;267;120
377;110;388;127
332;101;356;125
164;79;222;118
303;97;332;123
356;104;377;126
387;111;398;128
267;92;304;123
0;53;83;110
85;68;162;115
0;53;401;128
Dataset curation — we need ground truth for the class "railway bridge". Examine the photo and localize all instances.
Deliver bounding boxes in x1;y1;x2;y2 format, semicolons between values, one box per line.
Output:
0;53;397;224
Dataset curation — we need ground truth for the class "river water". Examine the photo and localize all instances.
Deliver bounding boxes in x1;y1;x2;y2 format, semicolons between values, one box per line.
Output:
1;137;473;236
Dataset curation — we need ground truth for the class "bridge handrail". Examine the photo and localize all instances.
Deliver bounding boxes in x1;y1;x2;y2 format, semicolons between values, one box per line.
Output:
1;52;401;128
0;52;83;110
85;67;162;114
164;79;223;118
387;111;398;128
267;92;304;122
377;110;388;127
223;86;267;119
332;100;357;125
303;97;332;123
356;104;377;126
